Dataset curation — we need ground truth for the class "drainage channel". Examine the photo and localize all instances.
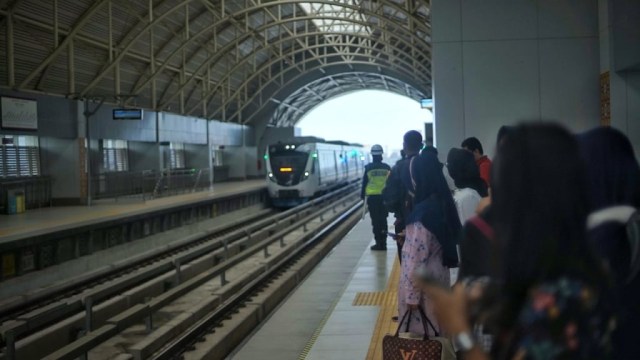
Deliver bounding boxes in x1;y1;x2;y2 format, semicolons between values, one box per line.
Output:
0;184;359;360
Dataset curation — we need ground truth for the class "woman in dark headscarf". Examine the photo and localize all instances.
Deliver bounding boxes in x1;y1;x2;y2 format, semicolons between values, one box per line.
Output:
447;148;488;198
577;126;640;359
397;151;461;335
447;149;488;225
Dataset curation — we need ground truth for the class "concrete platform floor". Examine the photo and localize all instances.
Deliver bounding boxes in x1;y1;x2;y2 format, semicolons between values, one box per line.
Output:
230;215;397;360
230;213;461;360
0;179;265;243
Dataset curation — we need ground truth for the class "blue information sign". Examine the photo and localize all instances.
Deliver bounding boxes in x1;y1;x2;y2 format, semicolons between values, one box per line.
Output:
113;108;143;120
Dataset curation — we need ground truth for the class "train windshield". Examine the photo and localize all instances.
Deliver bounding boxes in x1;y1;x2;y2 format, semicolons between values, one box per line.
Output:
269;148;309;186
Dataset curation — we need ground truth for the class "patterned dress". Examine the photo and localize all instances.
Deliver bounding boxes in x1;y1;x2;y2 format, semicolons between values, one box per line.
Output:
398;221;450;336
502;277;615;360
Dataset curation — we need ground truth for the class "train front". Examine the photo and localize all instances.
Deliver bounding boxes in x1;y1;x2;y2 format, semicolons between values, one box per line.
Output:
265;143;315;207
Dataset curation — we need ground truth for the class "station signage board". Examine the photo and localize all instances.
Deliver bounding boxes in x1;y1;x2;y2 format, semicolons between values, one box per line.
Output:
420;98;433;109
1;96;38;130
113;108;143;120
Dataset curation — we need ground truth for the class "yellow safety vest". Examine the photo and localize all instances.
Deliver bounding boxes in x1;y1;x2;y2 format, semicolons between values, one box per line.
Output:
365;169;390;195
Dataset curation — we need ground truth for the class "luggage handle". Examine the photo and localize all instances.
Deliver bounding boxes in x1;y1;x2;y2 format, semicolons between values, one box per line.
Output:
396;306;439;340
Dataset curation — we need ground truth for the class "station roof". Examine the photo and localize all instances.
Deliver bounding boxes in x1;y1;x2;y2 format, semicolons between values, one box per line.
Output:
0;0;431;127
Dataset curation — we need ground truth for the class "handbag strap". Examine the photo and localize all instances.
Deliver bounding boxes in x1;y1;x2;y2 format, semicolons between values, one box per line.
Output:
395;310;414;337
395;306;440;340
416;306;440;338
468;215;494;242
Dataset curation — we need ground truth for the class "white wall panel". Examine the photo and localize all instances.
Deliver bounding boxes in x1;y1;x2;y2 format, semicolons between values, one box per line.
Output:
89;105;156;142
39;137;80;198
129;141;159;172
538;0;598;38
462;40;540;156
539;38;600;132
461;0;537;41
624;72;640;159
245;146;260;177
185;144;209;169
223;146;247;179
432;42;465;161
433;0;602;159
431;0;462;42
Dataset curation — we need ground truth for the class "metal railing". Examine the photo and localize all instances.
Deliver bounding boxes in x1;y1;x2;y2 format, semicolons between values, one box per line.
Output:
90;168;216;201
0;176;52;213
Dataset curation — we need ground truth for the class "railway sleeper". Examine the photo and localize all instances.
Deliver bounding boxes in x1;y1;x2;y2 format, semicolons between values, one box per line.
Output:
173;202;361;360
2;192;356;359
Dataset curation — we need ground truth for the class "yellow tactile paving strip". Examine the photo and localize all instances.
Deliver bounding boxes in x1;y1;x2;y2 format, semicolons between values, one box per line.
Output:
364;257;401;360
352;291;398;307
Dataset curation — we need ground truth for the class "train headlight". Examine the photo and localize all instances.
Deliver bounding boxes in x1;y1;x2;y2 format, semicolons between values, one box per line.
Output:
301;171;310;180
268;172;276;182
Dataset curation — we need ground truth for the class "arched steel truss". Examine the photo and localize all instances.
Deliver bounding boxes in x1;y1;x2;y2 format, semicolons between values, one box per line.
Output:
270;72;426;127
0;0;431;126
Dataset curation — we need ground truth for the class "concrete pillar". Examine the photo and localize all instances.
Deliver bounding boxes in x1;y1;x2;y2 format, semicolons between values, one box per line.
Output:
431;0;601;160
76;100;89;204
599;0;640;158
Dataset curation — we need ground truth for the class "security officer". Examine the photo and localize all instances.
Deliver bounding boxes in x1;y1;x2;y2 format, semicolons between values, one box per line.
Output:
361;144;391;250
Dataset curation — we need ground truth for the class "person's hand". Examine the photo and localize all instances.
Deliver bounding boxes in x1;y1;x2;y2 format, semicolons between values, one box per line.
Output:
421;283;471;334
476;196;491;214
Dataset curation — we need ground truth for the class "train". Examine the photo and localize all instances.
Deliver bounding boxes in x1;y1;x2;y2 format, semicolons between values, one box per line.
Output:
265;137;368;207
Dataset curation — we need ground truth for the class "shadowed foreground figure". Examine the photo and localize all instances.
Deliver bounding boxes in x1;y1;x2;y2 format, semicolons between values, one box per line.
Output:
422;123;615;360
578;126;640;360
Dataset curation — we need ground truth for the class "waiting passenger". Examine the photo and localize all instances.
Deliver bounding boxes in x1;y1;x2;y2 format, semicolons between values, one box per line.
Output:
461;137;492;188
398;150;461;335
421;123;615;359
446;148;488;224
383;150;408;261
361;144;391;251
578;126;640;359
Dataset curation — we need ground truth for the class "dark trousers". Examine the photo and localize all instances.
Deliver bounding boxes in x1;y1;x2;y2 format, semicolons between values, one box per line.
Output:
394;219;405;263
367;195;388;247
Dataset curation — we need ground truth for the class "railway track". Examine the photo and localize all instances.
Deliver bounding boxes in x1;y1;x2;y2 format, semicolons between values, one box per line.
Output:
0;184;362;360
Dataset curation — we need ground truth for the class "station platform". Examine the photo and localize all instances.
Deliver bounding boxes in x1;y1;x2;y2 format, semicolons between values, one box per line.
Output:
232;215;418;360
0;179;265;244
0;179;266;281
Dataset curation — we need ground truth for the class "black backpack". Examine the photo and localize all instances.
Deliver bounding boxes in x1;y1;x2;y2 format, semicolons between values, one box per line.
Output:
382;159;408;214
587;205;640;284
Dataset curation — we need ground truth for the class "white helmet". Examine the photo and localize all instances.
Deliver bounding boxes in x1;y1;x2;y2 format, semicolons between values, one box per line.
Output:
370;144;384;156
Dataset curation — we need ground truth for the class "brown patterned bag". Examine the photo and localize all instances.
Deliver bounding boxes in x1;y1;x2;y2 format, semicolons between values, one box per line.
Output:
382;307;456;360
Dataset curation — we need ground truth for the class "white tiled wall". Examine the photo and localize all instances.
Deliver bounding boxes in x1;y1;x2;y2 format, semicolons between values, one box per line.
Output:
461;0;538;41
539;38;600;132
432;0;601;158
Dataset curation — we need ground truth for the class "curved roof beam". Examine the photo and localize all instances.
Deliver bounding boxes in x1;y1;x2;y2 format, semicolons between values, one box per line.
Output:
211;56;421;123
17;0;111;88
270;72;425;126
80;0;430;98
129;12;430;103
163;29;431;111
238;62;421;125
191;44;427;118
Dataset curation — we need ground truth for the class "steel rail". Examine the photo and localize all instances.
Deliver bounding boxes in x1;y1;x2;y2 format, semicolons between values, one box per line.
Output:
0;183;359;359
153;199;362;360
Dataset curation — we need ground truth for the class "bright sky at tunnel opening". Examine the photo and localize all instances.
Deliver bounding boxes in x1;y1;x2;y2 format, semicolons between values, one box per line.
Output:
296;90;433;162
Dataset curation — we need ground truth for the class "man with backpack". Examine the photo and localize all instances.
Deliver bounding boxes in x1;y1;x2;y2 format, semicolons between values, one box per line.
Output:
382;130;423;260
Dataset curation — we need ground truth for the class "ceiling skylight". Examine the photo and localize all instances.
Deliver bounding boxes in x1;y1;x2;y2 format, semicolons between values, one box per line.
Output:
298;1;370;35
